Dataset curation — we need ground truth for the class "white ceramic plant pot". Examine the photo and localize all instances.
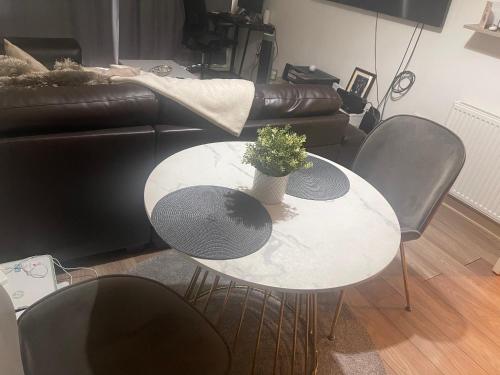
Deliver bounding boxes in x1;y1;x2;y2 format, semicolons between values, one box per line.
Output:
252;169;289;205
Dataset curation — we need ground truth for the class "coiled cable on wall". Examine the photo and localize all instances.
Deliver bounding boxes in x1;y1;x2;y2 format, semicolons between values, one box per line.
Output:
376;21;424;120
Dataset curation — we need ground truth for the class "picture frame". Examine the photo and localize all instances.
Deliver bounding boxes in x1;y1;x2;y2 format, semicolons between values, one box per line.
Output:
346;67;377;99
480;1;493;28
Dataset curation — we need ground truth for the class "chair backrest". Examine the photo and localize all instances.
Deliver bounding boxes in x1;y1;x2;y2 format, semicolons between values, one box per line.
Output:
0;285;25;375
352;115;466;239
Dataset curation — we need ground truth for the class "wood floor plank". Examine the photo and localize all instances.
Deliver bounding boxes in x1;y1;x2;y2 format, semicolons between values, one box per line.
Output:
381;260;500;374
434;205;500;265
346;287;443;375
357;275;488;375
402;242;442;280
423;223;481;266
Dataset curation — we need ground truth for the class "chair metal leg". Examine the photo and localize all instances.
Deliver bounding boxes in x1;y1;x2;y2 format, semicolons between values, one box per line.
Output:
400;242;412;312
327;289;345;341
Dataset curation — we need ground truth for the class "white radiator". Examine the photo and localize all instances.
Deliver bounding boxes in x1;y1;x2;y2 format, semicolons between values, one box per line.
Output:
445;102;500;223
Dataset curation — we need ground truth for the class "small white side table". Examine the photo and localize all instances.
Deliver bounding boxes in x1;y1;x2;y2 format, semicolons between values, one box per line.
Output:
119;59;197;79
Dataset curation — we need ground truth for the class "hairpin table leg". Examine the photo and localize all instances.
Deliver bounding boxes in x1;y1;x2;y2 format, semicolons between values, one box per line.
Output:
203;275;220;314
216;281;235;326
305;294;311;373
328;289;345;341
312;294;318;375
233;287;252;350
192;270;208;304
273;293;286;375
184;266;201;299
252;290;270;375
291;294;300;374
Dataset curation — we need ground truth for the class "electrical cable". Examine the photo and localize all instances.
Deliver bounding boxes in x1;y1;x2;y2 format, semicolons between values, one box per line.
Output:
52;257;98;285
273;29;279;62
377;22;424;120
374;12;380;106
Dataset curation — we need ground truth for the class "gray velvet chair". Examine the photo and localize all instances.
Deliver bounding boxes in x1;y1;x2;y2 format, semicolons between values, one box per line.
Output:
355;114;465;305
329;115;466;338
1;275;231;375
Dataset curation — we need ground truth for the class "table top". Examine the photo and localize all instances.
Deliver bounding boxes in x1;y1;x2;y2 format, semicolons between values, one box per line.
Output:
119;59;197;79
144;142;401;292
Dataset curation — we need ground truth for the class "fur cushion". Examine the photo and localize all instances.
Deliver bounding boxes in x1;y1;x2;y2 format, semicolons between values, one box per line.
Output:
0;55;33;77
3;39;49;73
0;57;110;88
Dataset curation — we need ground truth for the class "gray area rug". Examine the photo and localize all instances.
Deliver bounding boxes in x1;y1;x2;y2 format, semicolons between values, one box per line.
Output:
129;250;385;375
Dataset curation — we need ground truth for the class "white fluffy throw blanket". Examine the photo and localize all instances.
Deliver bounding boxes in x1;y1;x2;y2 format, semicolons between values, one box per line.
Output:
112;72;255;137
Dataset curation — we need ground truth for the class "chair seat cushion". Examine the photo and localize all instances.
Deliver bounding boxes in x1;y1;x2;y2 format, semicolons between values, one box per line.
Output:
18;275;230;375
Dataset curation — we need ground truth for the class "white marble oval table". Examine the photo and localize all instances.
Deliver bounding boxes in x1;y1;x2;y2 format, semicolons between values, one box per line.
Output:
144;141;401;293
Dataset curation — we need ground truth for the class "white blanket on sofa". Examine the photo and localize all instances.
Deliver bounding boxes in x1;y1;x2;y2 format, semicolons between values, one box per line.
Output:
111;72;255;137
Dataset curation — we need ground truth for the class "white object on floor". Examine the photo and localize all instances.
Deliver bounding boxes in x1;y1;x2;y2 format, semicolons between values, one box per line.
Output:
112;71;255;137
0;255;57;311
119;59;197;79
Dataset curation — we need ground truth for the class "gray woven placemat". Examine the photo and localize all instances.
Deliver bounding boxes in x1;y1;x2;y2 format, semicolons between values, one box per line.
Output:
287;156;350;200
151;186;272;260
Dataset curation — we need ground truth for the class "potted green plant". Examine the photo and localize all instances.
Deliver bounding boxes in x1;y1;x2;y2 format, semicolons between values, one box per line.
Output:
243;125;312;204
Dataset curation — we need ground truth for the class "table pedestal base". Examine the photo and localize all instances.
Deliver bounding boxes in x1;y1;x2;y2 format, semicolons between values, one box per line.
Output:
185;266;323;375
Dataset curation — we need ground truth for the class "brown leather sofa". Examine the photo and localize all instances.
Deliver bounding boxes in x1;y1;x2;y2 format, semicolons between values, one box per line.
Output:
0;38;349;263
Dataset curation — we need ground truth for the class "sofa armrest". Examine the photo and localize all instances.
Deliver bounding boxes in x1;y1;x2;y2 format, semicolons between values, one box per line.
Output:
0;37;82;68
249;84;342;120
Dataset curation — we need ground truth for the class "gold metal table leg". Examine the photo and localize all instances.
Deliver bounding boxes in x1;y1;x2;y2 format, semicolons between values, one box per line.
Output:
184;266;201;299
252;290;270;375
203;275;220;314
305;294;310;374
192;270;208;304
328;289;345;341
216;281;235;326
291;294;300;374
273;293;286;375
312;294;318;375
233;286;252;350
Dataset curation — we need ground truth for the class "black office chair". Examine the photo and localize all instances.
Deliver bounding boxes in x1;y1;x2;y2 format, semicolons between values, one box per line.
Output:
328;115;465;338
1;275;231;375
183;0;236;78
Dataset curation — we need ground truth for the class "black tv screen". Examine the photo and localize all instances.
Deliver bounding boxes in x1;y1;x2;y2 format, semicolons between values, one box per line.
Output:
329;0;452;27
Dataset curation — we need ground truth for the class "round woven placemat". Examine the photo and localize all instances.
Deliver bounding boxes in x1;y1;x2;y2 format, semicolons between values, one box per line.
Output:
287;156;350;200
151;186;272;260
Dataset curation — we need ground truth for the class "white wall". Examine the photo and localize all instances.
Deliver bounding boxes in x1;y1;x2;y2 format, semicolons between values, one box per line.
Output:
265;0;500;123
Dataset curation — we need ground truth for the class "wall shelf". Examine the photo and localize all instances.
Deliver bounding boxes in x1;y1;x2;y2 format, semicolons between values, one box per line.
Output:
464;24;500;38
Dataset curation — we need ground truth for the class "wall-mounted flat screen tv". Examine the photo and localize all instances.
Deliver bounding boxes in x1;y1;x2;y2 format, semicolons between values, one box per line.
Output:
328;0;452;28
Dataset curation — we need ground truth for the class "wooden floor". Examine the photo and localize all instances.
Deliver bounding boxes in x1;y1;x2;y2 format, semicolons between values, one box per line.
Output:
66;200;500;374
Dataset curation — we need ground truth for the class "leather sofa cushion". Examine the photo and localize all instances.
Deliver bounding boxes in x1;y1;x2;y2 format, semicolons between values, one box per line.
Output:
158;83;343;128
249;84;342;120
0;83;159;136
154;113;348;162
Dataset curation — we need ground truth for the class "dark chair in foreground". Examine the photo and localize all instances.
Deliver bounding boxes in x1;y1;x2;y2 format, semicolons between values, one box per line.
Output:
1;275;231;375
329;115;465;338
